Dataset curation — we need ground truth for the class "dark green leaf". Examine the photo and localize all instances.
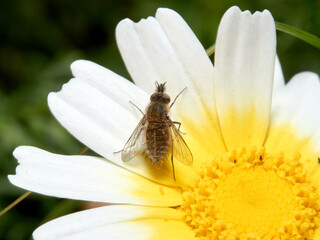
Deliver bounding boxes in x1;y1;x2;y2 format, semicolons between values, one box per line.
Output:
276;21;320;49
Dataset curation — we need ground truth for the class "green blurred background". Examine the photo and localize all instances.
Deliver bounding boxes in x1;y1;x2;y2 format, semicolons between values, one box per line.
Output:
0;0;319;239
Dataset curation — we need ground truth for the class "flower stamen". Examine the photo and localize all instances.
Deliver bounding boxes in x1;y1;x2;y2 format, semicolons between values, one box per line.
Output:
181;147;320;239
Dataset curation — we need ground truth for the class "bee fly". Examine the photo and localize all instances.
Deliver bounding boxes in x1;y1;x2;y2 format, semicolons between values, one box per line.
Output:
121;82;193;180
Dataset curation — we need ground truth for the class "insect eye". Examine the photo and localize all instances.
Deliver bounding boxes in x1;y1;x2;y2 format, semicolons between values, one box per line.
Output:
163;94;170;103
150;93;157;101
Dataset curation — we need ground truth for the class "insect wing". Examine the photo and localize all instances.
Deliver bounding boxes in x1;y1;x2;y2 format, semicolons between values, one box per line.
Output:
170;122;193;166
121;117;146;162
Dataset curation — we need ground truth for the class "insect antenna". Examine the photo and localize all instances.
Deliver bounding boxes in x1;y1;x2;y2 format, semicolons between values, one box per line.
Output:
155;81;166;93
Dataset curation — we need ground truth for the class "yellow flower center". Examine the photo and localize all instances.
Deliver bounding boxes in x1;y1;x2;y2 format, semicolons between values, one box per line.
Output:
181;147;320;239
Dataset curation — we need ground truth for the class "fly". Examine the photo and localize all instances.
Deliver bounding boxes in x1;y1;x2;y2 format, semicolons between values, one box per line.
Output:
121;82;193;180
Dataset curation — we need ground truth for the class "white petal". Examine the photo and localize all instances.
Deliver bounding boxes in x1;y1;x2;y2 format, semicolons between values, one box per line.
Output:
50;60;148;153
35;220;194;240
271;55;286;110
116;8;214;103
33;205;184;240
9;146;182;206
155;8;216;112
116;15;207;119
71;59;150;116
266;72;320;177
116;8;226;159
273;55;285;97
49;60;190;186
214;6;276;149
268;72;320;144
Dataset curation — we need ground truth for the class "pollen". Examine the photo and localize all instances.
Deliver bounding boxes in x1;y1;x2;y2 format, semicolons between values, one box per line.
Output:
180;147;320;239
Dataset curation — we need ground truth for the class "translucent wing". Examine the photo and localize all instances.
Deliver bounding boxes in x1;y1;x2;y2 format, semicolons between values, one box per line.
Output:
121;116;146;162
169;121;193;166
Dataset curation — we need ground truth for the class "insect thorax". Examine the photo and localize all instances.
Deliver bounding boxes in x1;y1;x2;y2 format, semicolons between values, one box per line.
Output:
146;102;169;122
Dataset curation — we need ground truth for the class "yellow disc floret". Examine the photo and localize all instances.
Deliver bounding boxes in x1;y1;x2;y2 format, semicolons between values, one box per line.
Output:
181;147;320;239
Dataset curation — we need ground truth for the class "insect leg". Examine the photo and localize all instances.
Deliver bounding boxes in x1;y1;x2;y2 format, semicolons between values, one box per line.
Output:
172;121;186;134
172;121;181;130
170;87;187;108
129;101;145;116
171;140;176;181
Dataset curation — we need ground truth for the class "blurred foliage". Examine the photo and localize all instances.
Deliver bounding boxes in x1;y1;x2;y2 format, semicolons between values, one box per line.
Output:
0;0;319;239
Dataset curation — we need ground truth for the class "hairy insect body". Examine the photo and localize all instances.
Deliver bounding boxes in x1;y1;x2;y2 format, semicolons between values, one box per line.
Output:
145;122;170;163
145;97;171;163
146;101;169;122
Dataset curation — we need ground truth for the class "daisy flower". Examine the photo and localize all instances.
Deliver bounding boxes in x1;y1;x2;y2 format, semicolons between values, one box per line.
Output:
9;6;320;240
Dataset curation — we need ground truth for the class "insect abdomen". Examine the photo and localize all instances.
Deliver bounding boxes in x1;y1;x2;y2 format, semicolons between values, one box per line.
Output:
145;122;170;163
